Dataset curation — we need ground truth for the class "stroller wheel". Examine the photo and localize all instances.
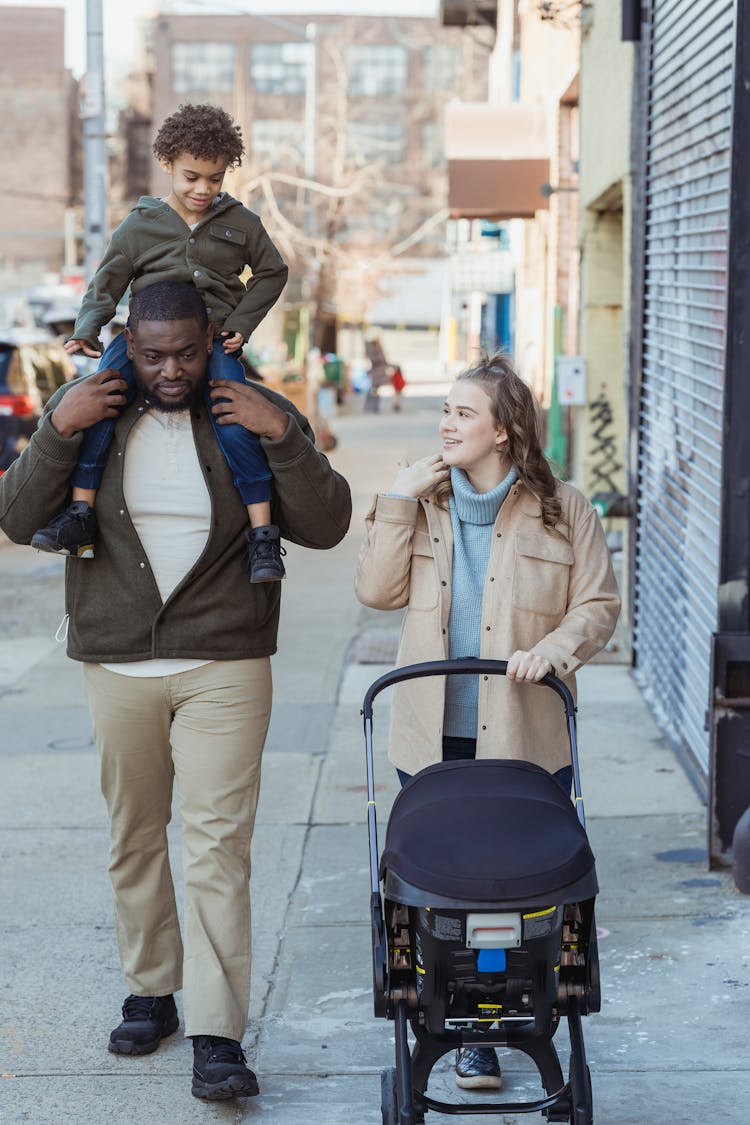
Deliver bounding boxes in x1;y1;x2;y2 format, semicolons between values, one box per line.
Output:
381;1067;398;1124
568;1061;593;1125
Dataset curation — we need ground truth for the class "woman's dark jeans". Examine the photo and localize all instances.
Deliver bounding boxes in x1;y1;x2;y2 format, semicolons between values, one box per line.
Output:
397;735;573;793
71;332;272;505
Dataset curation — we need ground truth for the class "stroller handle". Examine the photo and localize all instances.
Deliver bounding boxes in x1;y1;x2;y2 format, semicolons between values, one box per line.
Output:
362;658;576;721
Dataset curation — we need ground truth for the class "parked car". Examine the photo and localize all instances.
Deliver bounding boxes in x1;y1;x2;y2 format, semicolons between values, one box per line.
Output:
0;330;77;474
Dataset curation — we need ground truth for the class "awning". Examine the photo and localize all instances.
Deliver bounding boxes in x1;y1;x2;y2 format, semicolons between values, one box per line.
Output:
445;102;551;220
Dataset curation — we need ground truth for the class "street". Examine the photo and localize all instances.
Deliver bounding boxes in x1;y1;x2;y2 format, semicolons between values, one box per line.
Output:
1;390;749;1124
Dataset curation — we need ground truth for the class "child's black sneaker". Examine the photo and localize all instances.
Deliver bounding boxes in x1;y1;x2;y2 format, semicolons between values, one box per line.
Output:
244;524;286;583
191;1035;259;1100
108;993;179;1056
31;501;97;558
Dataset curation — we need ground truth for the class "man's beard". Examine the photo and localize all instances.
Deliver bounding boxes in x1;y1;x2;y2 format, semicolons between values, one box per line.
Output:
134;372;205;414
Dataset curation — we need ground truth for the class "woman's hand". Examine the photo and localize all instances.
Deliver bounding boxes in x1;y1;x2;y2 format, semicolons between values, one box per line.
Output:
391;454;449;499
506;650;553;683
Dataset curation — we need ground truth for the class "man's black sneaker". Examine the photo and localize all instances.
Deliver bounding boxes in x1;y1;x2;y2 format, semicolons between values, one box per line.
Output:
31;501;97;558
191;1035;260;1100
455;1046;503;1090
244;524;286;583
108;993;179;1056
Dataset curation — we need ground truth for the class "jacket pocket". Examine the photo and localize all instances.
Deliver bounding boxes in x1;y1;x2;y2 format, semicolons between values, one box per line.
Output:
409;530;440;611
208;223;246;271
512;532;574;617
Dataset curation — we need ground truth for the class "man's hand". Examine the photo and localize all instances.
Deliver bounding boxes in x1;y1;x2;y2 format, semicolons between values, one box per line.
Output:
209;380;288;440
220;331;245;354
50;370;129;438
506;650;553;683
63;338;102;358
391;454;449;499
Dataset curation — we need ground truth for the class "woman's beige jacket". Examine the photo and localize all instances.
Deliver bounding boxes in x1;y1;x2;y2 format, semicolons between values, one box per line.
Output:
355;479;620;776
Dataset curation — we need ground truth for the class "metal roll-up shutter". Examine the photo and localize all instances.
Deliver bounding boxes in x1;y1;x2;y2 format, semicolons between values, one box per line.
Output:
634;0;734;773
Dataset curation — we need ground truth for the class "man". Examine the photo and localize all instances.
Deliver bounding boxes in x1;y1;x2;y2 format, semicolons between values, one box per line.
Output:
0;281;351;1101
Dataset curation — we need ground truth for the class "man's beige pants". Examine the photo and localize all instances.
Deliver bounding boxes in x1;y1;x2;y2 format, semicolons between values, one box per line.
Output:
83;659;272;1041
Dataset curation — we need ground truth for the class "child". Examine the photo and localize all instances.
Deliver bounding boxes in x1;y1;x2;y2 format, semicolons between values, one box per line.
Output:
31;103;289;582
390;363;405;411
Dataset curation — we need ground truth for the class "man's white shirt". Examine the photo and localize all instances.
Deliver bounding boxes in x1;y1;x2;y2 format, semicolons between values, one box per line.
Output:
100;407;214;677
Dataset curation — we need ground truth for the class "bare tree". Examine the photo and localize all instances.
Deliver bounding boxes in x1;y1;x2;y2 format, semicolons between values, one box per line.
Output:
238;19;489;349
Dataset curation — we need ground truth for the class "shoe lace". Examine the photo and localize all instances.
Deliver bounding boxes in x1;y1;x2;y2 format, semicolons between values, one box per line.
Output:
122;994;159;1020
203;1036;247;1065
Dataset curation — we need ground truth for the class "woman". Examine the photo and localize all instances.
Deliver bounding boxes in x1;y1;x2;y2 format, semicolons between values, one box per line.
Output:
355;352;620;1091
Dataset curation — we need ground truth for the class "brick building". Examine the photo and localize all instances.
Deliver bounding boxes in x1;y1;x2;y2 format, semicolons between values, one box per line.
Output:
0;5;80;294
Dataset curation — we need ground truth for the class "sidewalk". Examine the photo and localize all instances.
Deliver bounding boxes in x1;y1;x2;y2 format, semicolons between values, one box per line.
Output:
1;392;749;1123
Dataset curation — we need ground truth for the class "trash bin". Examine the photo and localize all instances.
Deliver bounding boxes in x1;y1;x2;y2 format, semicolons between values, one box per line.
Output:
323;356;345;386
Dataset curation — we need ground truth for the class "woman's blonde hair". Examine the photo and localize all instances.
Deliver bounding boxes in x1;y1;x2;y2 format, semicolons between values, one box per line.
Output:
435;352;563;529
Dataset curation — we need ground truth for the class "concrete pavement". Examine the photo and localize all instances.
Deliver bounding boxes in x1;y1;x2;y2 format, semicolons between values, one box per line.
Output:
1;390;749;1124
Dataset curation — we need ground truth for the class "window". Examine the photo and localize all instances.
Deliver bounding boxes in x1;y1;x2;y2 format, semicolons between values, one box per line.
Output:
251;43;308;95
421;120;444;168
252;119;305;164
172;42;235;94
423;45;460;93
347;45;408;97
347;120;406;162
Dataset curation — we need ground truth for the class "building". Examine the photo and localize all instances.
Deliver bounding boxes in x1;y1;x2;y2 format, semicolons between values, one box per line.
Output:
0;5;80;297
442;0;579;415
135;11;490;350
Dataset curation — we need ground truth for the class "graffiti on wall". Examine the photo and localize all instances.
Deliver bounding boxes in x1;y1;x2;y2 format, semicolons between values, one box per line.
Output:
588;388;623;492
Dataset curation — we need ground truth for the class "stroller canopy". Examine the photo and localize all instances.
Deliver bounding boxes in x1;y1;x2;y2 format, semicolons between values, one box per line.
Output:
380;759;596;904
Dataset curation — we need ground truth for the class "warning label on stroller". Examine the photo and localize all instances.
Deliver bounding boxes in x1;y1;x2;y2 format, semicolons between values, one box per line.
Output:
425;912;463;942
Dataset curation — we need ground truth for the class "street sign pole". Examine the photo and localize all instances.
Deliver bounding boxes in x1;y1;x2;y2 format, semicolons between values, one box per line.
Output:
82;0;107;282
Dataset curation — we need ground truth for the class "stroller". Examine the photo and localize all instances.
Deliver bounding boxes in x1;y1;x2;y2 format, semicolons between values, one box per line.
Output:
362;659;600;1125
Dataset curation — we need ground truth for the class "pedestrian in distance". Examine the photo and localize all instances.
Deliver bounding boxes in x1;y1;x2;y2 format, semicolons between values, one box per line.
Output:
31;103;290;583
391;364;406;411
363;336;389;413
0;280;352;1102
355;351;619;1092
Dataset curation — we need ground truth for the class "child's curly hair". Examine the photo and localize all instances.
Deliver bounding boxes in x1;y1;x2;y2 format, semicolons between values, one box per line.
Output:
153;103;245;167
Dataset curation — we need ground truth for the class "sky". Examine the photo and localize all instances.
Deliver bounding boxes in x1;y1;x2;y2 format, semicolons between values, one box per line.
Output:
8;0;441;78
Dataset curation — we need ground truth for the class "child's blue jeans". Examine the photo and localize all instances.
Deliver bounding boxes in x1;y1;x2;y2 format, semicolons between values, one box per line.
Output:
71;332;272;506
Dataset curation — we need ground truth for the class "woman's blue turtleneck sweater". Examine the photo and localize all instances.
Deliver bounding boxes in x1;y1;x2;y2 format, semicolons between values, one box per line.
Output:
443;464;518;738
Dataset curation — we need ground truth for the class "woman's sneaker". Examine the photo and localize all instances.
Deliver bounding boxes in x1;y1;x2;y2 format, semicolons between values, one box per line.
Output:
31;501;97;558
191;1035;260;1100
108;993;179;1055
244;525;286;582
455;1046;503;1089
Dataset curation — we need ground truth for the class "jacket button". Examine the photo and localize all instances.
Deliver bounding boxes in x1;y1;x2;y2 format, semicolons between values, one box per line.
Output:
562;662;569;670
442;628;446;635
483;675;488;681
194;269;201;277
433;537;439;542
225;229;232;237
497;532;502;538
441;580;447;586
489;576;495;582
486;625;491;631
189;237;196;244
119;509;124;515
481;725;487;731
139;562;145;569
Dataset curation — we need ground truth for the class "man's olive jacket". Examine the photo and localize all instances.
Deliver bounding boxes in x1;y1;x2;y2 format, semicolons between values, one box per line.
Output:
0;381;351;663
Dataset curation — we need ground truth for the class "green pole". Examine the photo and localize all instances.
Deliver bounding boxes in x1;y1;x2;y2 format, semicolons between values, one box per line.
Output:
545;303;568;476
